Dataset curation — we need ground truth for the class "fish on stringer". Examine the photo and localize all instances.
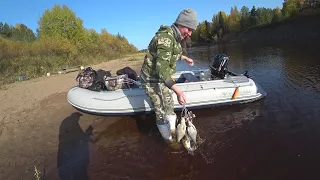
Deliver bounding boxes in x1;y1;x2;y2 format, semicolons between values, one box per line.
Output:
176;117;186;142
186;119;197;144
177;106;206;155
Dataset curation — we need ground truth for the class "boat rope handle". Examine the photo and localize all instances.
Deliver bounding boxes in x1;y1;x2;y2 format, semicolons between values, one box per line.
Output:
181;82;190;119
105;76;141;86
181;104;189;119
185;58;204;71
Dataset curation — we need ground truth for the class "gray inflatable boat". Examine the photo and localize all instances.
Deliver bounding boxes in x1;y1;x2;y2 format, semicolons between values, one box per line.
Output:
67;55;266;115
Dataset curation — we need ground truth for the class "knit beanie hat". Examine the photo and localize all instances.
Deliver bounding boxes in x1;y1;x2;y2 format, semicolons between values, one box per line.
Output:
175;8;198;30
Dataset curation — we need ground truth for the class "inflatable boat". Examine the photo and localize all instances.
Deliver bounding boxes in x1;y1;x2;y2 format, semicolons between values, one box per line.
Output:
67;54;267;116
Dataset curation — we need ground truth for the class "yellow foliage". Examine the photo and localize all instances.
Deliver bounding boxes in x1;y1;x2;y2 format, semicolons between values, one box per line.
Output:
0;4;138;85
0;30;138;85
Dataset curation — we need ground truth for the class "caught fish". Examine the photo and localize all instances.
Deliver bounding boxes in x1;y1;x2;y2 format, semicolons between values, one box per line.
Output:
181;133;198;153
176;117;186;142
181;133;191;150
186;120;197;144
179;106;199;153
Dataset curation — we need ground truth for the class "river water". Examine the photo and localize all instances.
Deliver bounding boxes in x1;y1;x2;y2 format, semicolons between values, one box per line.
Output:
66;43;320;180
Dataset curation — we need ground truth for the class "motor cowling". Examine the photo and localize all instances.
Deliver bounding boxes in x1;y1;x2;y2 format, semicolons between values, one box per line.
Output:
210;54;230;79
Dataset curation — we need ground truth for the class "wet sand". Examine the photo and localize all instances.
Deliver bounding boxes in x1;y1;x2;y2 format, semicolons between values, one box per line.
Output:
0;54;144;179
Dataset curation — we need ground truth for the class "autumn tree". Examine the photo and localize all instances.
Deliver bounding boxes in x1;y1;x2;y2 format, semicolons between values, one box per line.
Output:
228;6;241;32
0;22;36;42
282;0;299;17
249;6;259;27
37;4;86;45
296;0;305;10
211;14;219;34
272;7;283;23
0;23;12;38
11;24;37;42
303;0;319;8
211;11;228;38
218;11;228;34
196;20;213;42
240;6;250;29
190;25;201;42
256;8;273;26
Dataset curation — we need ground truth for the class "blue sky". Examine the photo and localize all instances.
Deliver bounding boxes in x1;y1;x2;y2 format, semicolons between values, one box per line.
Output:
2;0;284;50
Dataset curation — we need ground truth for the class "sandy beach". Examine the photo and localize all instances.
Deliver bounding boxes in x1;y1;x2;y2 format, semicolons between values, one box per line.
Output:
0;54;144;179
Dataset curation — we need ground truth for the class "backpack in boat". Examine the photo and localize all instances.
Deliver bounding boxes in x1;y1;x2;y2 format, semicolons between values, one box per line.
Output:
104;74;129;91
87;69;111;91
76;67;96;88
116;66;138;88
116;66;138;81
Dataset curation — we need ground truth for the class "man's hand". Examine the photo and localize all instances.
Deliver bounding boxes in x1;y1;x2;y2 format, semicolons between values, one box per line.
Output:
181;55;194;66
177;91;186;105
171;85;186;105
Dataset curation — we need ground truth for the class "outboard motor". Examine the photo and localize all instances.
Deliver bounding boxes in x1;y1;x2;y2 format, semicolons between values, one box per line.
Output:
210;54;230;79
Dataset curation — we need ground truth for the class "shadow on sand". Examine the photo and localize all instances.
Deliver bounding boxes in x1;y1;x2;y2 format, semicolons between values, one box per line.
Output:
57;112;93;180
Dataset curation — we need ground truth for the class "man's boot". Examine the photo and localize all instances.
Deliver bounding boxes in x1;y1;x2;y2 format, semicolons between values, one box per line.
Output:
156;119;173;142
165;114;177;135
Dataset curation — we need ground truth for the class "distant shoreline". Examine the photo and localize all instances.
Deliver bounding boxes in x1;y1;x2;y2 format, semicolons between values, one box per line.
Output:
192;10;320;48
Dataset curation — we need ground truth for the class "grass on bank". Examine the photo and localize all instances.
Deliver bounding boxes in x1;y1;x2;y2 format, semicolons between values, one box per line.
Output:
0;35;144;86
0;53;145;87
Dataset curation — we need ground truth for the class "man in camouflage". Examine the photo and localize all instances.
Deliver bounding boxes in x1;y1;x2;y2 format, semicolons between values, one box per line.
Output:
140;8;198;142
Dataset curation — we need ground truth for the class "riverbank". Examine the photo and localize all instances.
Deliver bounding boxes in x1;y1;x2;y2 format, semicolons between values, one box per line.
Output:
0;53;144;179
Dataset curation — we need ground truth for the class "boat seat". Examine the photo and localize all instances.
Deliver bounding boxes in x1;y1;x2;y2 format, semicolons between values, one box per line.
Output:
175;73;200;83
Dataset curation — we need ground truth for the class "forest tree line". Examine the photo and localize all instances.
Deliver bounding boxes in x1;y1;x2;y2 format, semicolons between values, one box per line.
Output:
0;5;138;85
191;0;320;43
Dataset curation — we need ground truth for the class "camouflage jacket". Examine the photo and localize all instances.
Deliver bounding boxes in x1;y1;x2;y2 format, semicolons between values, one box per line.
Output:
140;24;182;84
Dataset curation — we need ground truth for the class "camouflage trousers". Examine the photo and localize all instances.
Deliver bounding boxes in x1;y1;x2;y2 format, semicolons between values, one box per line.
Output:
141;82;175;120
